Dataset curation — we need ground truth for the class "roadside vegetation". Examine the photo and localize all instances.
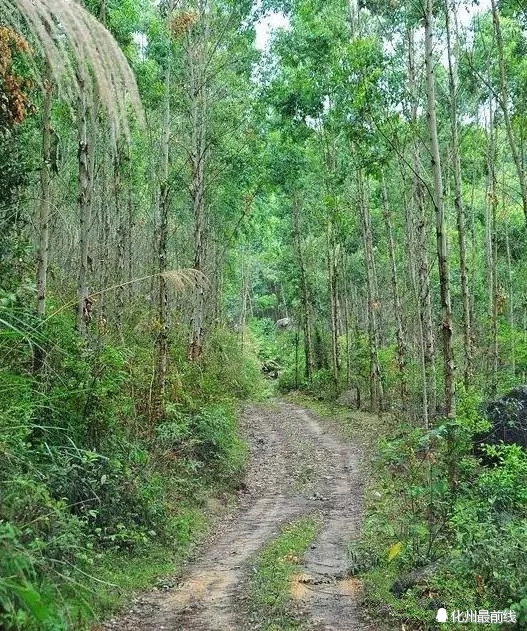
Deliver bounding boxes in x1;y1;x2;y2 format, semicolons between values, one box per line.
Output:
355;395;527;630
1;310;264;629
277;361;527;629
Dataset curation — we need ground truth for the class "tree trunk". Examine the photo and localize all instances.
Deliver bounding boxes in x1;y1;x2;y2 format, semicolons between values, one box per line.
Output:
328;224;340;391
115;147;125;335
293;194;314;380
424;0;456;417
239;247;250;349
490;0;527;227
188;0;209;361
127;176;134;304
99;151;111;331
485;109;495;335
152;10;173;421
492;188;499;397
358;169;383;411
445;1;472;391
403;184;429;425
505;227;516;378
381;173;408;410
77;73;92;336
407;26;435;425
488;115;499;395
343;266;351;389
36;72;53;319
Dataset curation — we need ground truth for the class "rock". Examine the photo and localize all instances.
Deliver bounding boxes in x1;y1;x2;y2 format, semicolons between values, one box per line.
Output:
276;317;291;329
391;561;441;598
475;386;527;460
418;596;442;611
262;359;280;379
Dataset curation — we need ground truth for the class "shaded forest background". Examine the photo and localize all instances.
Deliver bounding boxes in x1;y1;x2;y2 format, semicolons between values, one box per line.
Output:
1;0;527;628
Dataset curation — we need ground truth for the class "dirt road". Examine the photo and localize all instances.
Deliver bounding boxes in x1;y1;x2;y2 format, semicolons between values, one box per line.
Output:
102;401;379;631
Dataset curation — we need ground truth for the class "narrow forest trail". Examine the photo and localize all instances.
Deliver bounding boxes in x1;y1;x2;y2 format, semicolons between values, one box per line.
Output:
101;402;381;631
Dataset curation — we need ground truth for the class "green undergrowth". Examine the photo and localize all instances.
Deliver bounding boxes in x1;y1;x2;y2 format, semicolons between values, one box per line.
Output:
86;518;208;619
248;516;321;631
347;393;527;630
0;307;265;630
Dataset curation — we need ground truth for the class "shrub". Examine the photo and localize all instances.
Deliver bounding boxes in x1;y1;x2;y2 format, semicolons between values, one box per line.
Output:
358;394;527;629
0;303;258;628
157;403;247;484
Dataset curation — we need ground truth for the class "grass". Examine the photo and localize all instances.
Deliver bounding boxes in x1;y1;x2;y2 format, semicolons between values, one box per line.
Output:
248;516;322;631
58;507;211;628
86;545;186;621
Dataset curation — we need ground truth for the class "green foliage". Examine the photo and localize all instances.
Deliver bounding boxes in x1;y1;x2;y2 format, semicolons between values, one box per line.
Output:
301;368;336;399
357;394;527;629
3;0;527;628
175;327;267;405
157;403;247;484
0;303;261;628
0;521;65;630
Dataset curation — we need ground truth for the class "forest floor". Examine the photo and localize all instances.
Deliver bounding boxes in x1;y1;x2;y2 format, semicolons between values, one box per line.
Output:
99;401;387;631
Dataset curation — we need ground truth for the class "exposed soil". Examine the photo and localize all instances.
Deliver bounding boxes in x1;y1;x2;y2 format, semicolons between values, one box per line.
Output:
100;401;385;631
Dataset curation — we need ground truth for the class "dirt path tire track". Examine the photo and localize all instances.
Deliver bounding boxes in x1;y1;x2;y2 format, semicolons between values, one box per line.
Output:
101;401;380;631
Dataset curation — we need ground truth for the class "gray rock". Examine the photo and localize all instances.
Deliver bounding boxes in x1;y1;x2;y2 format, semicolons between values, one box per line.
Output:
391;561;441;598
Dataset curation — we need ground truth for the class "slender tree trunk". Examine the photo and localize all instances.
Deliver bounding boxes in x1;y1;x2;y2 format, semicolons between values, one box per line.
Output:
293;194;314;380
328;224;340;390
127;177;134;303
99;152;111;331
358;169;383;411
424;0;455;417
77;73;92;336
485;110;495;331
239;248;250;348
445;2;472;391
114;148;125;334
343;268;351;389
505;228;516;378
96;0;109;332
490;0;527;227
37;72;53;319
407;26;435;425
152;12;173;421
485;105;499;394
188;1;209;361
404;185;429;425
492;188;499;396
489;119;499;395
381;173;408;409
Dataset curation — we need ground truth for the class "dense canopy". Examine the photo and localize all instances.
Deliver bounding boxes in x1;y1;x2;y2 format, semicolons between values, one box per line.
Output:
1;0;527;628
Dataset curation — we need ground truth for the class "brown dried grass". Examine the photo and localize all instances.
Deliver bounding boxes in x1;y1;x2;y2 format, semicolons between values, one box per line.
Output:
162;269;209;292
